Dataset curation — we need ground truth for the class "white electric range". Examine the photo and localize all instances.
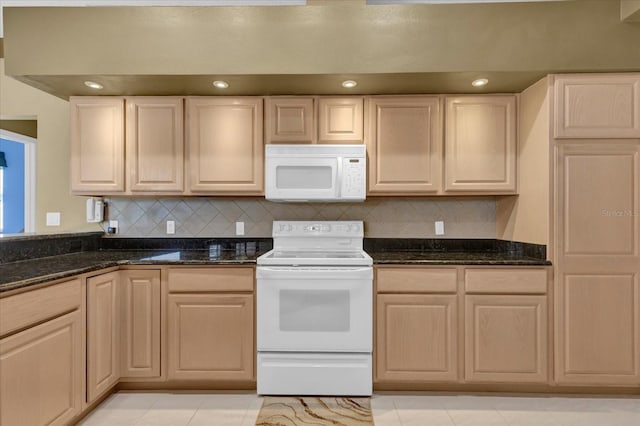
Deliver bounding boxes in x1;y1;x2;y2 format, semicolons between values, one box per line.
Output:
256;221;373;396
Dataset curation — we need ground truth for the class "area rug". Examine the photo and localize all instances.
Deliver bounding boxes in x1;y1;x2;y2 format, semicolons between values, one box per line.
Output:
255;397;374;425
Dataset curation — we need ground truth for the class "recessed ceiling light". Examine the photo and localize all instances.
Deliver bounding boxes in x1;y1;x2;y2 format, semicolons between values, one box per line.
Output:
472;78;489;87
213;80;229;89
84;81;103;90
342;80;358;88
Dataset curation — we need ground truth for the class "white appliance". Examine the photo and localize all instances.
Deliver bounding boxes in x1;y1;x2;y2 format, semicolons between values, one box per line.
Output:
265;144;366;202
256;221;373;396
86;198;104;223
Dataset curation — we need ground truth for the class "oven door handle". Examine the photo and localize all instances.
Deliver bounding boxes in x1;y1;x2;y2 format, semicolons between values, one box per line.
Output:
256;266;373;280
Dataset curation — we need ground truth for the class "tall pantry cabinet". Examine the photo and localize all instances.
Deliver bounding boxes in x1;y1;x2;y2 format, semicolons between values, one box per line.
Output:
552;74;640;386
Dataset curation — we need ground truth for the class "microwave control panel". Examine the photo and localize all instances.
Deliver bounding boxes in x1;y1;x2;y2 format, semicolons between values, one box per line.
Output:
341;157;366;198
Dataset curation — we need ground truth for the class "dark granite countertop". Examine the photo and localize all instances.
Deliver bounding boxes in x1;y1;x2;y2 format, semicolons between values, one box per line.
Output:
369;250;551;265
0;248;264;294
0;235;550;294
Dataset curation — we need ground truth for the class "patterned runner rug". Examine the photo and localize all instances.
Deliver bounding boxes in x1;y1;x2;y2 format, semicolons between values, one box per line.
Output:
255;397;374;425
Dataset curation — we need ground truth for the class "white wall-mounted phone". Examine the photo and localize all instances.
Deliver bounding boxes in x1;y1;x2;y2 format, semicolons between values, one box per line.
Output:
86;198;104;223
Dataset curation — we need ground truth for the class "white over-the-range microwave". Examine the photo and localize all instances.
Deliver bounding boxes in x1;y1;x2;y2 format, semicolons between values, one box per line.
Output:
265;144;366;202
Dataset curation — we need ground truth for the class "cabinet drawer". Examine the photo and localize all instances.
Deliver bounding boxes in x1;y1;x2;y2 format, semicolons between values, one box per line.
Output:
168;267;254;292
376;267;457;293
465;269;547;294
0;278;82;337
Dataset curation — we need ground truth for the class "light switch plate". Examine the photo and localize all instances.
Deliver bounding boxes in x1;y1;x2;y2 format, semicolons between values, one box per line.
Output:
435;220;445;235
46;212;61;226
236;221;245;236
166;220;176;235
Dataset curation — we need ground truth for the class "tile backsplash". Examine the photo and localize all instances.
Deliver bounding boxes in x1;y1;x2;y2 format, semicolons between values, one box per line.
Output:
102;197;496;238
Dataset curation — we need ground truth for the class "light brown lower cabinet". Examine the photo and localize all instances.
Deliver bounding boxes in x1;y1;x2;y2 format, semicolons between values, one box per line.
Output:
464;294;548;383
0;310;84;426
376;294;458;382
555;275;640;386
87;271;120;403
120;269;161;379
167;293;254;381
0;278;85;426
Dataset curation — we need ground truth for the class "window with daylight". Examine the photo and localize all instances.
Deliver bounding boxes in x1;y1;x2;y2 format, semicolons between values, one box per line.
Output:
0;167;4;233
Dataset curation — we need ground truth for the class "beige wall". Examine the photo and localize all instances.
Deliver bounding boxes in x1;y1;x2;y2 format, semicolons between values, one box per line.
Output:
621;0;640;21
5;1;640;77
496;77;550;246
0;59;99;232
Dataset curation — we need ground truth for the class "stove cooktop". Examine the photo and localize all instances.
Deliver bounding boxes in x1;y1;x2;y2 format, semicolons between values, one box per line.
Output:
257;250;372;266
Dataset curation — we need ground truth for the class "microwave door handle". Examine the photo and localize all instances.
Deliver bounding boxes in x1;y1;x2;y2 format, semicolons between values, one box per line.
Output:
336;157;343;197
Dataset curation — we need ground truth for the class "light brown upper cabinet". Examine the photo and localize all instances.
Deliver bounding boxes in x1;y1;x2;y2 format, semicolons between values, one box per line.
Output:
554;74;640;139
367;96;442;194
126;97;184;192
186;97;264;194
317;97;364;143
266;97;315;143
70;97;125;193
444;96;517;193
265;96;365;144
554;142;640;386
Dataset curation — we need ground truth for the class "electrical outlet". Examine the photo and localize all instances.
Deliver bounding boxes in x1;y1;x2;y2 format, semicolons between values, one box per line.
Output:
166;220;176;235
46;212;61;226
236;221;245;236
435;221;445;236
108;220;118;234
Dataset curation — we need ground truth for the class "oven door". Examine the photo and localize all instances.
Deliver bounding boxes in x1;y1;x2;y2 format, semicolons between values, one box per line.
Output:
257;266;372;353
265;157;339;201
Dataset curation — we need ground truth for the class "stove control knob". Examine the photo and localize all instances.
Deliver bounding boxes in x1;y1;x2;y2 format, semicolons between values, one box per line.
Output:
279;224;292;232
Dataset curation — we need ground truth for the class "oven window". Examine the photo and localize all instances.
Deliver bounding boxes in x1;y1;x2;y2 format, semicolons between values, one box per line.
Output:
276;166;332;189
279;290;350;332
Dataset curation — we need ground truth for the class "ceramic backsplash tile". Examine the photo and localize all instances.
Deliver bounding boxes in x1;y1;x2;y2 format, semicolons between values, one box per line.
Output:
102;197;496;238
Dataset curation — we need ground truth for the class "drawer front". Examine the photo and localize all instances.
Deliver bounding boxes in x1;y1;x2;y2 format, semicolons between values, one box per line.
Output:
465;269;547;294
168;267;254;292
376;267;458;293
0;278;82;337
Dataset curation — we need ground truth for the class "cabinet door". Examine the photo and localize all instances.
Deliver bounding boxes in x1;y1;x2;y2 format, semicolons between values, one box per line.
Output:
445;96;517;193
0;311;83;426
555;143;640;385
318;97;364;144
70;97;125;193
187;97;264;193
265;97;315;143
126;97;184;192
465;295;548;383
554;74;640;139
376;294;458;382
120;270;161;379
167;293;254;381
87;272;120;402
367;97;442;194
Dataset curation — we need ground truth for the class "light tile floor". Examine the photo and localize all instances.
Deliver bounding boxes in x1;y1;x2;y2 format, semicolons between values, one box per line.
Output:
78;392;640;426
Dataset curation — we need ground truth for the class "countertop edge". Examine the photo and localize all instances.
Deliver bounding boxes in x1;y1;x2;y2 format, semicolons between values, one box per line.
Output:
0;257;259;294
373;260;552;266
